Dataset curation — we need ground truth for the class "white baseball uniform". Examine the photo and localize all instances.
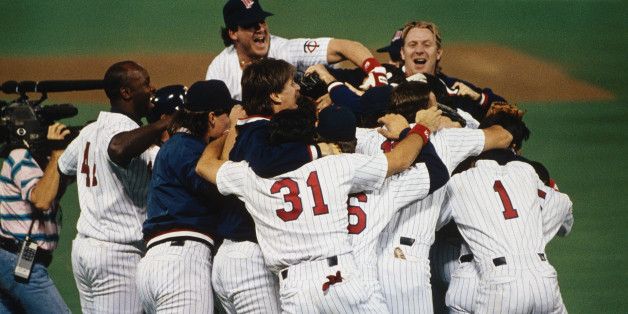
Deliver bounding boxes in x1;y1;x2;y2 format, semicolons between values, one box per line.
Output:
445;182;573;313
444;159;571;313
58;111;152;314
375;127;485;313
216;153;390;313
206;35;331;100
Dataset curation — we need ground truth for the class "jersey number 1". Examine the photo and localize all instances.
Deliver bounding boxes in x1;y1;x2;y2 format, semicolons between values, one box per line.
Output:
271;171;329;222
493;180;518;219
81;142;98;187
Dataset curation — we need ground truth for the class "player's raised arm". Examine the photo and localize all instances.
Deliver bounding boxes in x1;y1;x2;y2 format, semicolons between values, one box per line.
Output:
326;39;388;89
108;117;171;167
381;107;442;177
196;134;228;185
480;124;513;152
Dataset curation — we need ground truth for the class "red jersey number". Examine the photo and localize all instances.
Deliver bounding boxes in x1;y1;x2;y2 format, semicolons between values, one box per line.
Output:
493;180;518;219
271;171;329;222
80;142;98;187
347;192;367;234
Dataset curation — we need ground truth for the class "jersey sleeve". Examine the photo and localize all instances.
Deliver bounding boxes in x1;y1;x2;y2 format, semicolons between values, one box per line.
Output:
390;162;431;210
58;133;82;176
441;128;485;172
216;161;247;198
7;149;43;201
538;183;574;243
270;36;332;71
348;153;388;194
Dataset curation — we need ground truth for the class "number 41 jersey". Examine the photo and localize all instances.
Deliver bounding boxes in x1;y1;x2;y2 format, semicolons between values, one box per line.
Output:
58;111;153;244
217;153;388;274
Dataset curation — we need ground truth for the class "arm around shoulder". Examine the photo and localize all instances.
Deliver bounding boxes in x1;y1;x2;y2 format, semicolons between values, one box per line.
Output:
196;134;228;185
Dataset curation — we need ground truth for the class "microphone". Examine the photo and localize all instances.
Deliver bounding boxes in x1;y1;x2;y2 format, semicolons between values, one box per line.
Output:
40;104;79;120
2;80;104;94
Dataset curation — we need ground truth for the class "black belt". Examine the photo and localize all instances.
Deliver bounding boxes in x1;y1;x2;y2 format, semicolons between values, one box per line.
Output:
460;254;473;263
0;236;53;267
400;237;415;246
281;255;338;280
493;253;546;267
146;236;214;253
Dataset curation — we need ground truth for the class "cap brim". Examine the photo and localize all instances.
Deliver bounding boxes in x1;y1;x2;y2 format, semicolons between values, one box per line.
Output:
231;11;273;27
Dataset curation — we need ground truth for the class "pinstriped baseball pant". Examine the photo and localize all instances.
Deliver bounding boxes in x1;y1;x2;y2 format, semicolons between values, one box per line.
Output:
136;240;213;313
279;253;389;314
71;234;145;314
446;260;479;313
212;240;281;314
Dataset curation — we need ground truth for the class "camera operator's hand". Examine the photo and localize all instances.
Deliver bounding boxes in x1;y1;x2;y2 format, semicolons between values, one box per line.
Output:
305;64;336;85
47;123;71;151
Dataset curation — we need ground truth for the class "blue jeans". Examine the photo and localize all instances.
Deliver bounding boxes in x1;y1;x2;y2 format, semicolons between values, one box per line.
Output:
0;247;70;313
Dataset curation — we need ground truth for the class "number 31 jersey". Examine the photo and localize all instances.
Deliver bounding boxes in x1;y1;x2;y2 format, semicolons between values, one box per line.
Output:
58;111;153;244
217;153;388;274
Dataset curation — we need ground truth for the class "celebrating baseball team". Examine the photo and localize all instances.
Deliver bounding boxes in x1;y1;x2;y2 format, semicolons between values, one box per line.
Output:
0;0;574;313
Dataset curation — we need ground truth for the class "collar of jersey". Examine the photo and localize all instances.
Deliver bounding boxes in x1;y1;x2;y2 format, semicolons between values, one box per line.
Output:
110;107;144;126
236;115;271;126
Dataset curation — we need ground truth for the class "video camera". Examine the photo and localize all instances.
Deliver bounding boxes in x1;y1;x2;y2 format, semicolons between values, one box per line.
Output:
294;72;328;100
0;79;103;161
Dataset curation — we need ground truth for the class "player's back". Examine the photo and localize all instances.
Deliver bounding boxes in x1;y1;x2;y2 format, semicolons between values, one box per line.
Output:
447;159;546;264
59;111;152;243
217;152;387;274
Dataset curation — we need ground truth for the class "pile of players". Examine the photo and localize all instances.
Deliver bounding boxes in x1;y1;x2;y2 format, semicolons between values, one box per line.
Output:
0;0;573;313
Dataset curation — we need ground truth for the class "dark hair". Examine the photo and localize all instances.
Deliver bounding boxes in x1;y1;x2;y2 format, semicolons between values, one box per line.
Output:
321;139;357;154
386;81;432;123
241;58;295;117
220;26;238;47
104;60;139;101
479;111;530;151
268;108;316;145
166;109;211;139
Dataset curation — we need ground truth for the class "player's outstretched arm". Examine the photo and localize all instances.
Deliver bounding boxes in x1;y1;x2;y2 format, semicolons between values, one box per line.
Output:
196;134;228;185
108;116;171;167
30;123;71;210
481;125;513;152
383;107;442;177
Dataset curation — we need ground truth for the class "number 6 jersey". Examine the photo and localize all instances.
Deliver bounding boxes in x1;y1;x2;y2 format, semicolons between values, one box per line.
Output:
216;153;388;274
58;111;153;244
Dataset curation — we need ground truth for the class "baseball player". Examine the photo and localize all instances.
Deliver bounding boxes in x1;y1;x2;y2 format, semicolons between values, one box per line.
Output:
136;80;236;313
58;61;168;314
368;81;513;313
196;103;442;313
206;0;388;101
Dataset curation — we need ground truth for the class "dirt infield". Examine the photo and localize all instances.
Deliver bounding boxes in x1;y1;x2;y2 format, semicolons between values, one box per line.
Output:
0;44;613;105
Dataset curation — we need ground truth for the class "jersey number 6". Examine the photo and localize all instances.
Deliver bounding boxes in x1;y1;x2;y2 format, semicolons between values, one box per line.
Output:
271;171;329;222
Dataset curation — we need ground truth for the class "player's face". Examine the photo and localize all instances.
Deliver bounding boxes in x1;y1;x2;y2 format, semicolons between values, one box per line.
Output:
126;66;156;117
273;78;300;113
233;19;270;61
401;27;443;76
207;112;231;140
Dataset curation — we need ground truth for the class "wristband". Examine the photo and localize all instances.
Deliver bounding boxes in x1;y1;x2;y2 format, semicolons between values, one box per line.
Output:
362;57;382;74
327;81;344;93
407;124;431;145
398;127;411;140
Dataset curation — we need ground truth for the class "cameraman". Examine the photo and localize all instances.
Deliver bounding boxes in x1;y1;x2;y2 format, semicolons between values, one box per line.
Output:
0;122;71;313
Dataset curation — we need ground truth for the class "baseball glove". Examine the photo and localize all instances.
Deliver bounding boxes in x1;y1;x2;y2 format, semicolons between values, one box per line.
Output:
485;102;525;119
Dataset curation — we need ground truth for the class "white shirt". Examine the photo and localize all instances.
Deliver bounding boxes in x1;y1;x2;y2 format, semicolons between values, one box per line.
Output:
58;112;153;244
206;35;332;100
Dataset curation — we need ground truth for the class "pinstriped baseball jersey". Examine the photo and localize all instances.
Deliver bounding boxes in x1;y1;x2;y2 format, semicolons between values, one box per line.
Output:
58;111;152;243
0;149;61;250
376;127;485;250
216;153;387;274
206;35;331;100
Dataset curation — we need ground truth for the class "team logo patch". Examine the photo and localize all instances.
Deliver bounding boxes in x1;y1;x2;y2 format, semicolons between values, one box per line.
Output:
303;40;319;53
241;0;254;9
393;30;403;41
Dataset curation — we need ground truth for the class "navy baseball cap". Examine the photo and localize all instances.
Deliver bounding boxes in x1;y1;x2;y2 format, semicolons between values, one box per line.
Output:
360;85;393;116
376;28;404;54
185;80;238;113
317;106;357;142
148;84;186;123
223;0;274;28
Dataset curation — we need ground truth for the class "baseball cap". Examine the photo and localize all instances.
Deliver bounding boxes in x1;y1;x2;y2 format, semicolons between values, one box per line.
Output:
223;0;274;28
376;28;404;54
360;85;393;116
317;106;357;142
148;84;186;123
185;80;238;113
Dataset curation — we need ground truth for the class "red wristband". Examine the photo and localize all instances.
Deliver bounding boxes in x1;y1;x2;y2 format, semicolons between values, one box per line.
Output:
362;57;382;74
408;124;431;145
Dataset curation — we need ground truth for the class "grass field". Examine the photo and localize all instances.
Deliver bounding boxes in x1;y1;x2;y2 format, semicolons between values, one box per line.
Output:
1;1;627;313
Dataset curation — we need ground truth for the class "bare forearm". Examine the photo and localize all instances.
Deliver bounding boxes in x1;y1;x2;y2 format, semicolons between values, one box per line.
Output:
326;39;374;67
384;133;424;177
30;150;63;210
108;119;168;166
196;135;227;185
482;125;513;151
221;127;237;161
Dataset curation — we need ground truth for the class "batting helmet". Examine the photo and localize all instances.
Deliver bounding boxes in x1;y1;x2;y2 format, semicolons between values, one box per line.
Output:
148;84;186;123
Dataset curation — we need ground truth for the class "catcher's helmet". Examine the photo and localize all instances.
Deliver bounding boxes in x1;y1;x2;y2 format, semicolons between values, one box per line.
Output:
148;84;186;123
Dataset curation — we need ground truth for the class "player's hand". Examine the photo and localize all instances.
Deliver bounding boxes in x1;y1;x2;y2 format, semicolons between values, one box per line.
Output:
229;105;247;124
377;114;409;140
47;122;71;141
317;142;342;156
359;66;388;90
315;93;333;113
414;107;443;132
451;82;481;102
305;64;336;85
